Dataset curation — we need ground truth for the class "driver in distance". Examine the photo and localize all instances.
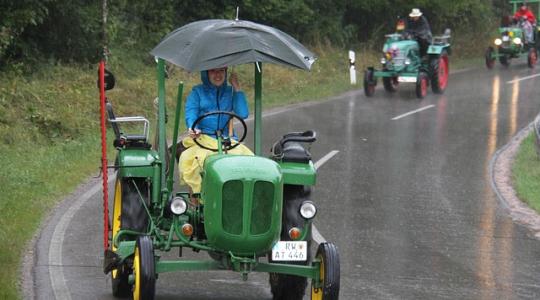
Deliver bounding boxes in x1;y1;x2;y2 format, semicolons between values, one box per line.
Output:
179;67;253;205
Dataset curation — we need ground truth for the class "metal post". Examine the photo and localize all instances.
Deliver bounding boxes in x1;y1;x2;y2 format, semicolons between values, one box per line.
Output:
167;82;184;193
254;62;262;155
157;59;167;193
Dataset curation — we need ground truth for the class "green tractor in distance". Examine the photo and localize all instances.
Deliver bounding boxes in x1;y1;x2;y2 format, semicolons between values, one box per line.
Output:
364;21;451;99
99;19;340;300
485;0;540;69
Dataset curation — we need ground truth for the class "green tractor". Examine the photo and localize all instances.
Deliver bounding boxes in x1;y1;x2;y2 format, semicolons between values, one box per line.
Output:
364;26;451;99
485;0;540;69
98;19;340;300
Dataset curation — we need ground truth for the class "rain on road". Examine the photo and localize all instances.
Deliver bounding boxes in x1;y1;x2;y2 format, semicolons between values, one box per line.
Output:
30;61;540;299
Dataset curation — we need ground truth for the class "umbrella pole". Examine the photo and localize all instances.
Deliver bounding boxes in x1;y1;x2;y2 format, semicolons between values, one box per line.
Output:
254;62;262;156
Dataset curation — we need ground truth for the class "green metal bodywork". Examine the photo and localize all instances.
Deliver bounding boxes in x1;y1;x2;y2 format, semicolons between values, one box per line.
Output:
202;154;283;256
111;59;321;282
489;0;540;59
374;33;450;79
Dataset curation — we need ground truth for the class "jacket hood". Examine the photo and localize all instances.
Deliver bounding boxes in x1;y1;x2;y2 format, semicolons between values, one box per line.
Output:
200;69;228;90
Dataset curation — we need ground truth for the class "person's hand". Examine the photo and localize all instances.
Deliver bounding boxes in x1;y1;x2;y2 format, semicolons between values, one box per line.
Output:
189;128;201;139
229;72;241;91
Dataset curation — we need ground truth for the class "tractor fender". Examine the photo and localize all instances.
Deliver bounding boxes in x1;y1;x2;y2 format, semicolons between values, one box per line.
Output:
427;44;451;55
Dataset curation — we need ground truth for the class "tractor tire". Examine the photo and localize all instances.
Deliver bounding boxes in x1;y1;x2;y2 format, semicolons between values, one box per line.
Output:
269;185;312;300
111;177;150;297
132;236;156;300
363;69;376;97
310;243;340;300
528;48;538;68
430;51;449;94
382;76;399;93
499;54;510;67
415;72;429;99
485;47;496;69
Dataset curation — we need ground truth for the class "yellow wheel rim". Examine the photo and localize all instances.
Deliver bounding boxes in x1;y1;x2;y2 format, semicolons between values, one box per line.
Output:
133;246;141;300
311;254;325;300
111;179;122;279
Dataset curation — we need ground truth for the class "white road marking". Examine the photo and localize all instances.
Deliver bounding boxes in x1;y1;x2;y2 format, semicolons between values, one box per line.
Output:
314;150;339;170
312;150;339;244
506;73;540;84
391;104;435;121
48;175;116;300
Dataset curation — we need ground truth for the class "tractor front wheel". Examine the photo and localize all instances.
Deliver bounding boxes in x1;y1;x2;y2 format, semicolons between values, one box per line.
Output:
528;48;538;68
132;236;156;300
363;69;376;97
499;54;510;67
415;72;429;99
430;52;449;94
485;47;496;69
382;75;399;93
311;243;340;300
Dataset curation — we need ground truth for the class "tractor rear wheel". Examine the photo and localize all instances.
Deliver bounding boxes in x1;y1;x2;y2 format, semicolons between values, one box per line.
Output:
528;48;538;68
363;69;376;97
415;72;429;99
310;242;340;300
499;54;510;67
269;185;312;300
382;76;399;93
485;47;496;69
430;51;449;94
132;236;156;300
111;177;150;297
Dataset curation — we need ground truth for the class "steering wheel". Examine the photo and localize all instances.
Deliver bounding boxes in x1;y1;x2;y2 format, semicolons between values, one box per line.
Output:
191;111;247;151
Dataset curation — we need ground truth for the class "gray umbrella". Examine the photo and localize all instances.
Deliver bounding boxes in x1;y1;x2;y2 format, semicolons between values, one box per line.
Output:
150;19;316;72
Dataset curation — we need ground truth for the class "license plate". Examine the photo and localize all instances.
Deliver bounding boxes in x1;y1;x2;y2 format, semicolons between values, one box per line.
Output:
271;241;307;261
502;36;510;42
398;76;417;83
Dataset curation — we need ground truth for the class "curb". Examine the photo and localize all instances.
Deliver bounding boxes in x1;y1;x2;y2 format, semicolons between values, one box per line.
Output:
490;121;540;239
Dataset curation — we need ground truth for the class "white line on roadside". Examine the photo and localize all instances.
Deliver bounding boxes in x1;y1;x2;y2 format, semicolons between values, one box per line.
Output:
506;73;540;84
312;150;339;244
391;104;435;121
49;175;116;300
314;150;339;170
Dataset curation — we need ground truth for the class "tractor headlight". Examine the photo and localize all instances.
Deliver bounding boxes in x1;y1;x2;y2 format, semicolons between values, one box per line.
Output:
513;37;522;45
170;197;187;215
495;38;502;46
299;201;317;220
380;57;387;64
404;58;411;65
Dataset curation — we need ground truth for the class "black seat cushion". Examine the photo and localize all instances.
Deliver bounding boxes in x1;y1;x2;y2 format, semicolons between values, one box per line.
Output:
281;142;311;163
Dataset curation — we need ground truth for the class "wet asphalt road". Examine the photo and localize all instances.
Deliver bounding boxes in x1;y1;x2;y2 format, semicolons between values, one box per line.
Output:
31;60;540;299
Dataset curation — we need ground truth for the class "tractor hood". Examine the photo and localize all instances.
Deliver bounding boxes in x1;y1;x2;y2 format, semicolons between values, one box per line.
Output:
383;40;419;53
201;155;283;256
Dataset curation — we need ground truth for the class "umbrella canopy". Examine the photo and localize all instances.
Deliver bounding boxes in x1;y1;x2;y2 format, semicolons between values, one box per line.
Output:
150;19;316;72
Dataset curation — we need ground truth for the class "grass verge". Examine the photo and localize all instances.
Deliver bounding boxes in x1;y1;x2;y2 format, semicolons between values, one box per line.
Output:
512;132;540;213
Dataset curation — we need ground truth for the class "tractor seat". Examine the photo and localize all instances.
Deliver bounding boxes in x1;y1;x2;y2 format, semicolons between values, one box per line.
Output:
280;142;312;163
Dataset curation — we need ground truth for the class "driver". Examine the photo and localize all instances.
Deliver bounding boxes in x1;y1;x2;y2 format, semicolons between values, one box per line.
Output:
179;67;253;201
404;8;432;58
513;3;537;44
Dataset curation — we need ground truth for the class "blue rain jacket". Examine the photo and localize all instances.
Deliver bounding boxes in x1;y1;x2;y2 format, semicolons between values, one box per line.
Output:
185;70;249;137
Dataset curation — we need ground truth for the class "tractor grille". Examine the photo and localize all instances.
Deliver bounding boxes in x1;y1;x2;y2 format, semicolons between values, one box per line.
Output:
222;180;243;234
250;181;274;235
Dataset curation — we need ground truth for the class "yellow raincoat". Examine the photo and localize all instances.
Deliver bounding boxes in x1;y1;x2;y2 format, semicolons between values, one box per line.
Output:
179;134;253;194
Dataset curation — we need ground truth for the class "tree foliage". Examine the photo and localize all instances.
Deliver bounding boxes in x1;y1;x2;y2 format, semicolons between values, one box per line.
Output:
0;0;514;66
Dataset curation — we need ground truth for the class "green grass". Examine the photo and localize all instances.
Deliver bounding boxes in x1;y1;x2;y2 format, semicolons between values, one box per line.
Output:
512;132;540;212
0;43;486;298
